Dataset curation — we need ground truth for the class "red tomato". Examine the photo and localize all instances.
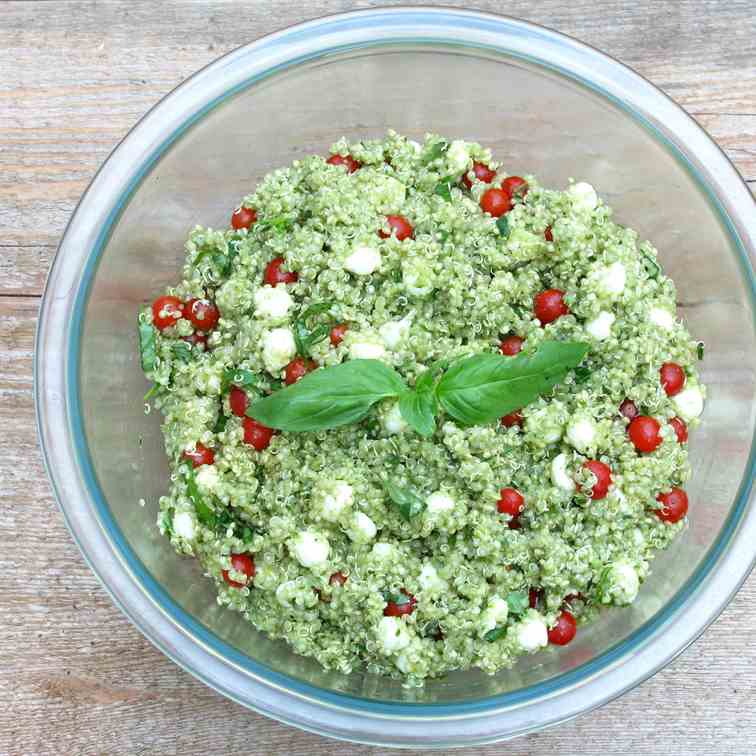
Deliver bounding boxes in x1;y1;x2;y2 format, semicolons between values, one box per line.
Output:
501;410;524;428
242;417;275;451
544;225;554;242
329;571;348;587
548;610;577;646
534;289;569;325
230;206;257;230
326;153;362;173
619;398;639;420
263;257;298;287
501;175;528;199
462;161;497;189
284;357;317;386
222;553;255;588
497;487;525;517
499;335;524;356
655;487;689;523
184;298;220;332
660;362;686;396
330;323;348;346
229;386;249;417
628;415;662;453
669;416;688;443
151;295;184;330
383;589;417;617
378;215;414;241
182;442;214;468
583;460;612;500
182;332;208;349
480;187;512;217
529;588;544;609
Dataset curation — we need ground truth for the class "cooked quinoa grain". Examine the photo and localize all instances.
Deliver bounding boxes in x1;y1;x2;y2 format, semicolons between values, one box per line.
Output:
139;131;704;684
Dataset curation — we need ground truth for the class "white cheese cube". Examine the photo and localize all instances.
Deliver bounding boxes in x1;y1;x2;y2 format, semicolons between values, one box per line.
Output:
377;616;411;654
551;453;575;492
262;327;296;372
173;511;196;540
568;181;598;210
585;311;615;340
426;491;455;513
648;307;675;330
253;285;294;321
344;245;381;275
291;530;330;569
516;612;548;651
565;417;598;453
672;385;704;421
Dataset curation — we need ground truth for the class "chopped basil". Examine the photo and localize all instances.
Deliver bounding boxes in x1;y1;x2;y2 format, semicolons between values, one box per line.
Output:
573;365;592;384
697;341;705;360
138;316;157;373
641;249;661;279
422;139;449;164
505;590;529;618
183;464;217;527
484;626;507;643
383;479;426;521
434;175;456;202
221;366;256;393
171;341;193;363
496;215;510;238
293;301;335;357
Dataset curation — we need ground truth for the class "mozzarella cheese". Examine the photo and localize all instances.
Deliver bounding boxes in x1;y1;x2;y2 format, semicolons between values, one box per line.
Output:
585;311;615;340
195;464;220;493
516;613;549;651
173;511;196;540
379;317;411;350
418;563;448;594
377;616;411;654
447;140;472;173
382;402;408;435
371;542;394;560
426;491;455;513
672;385;704;421
321;481;353;522
291;530;330;569
551;453;576;492
480;596;509;634
568;181;598;210
349;340;387;361
262;327;296;372
350;511;377;542
649;307;675;330
253;285;294;320
565;417;598;453
607;561;639;604
595;261;626;297
344;244;381;275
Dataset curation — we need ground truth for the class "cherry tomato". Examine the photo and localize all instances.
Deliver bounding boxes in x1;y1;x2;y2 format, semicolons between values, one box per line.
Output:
529;588;544;609
230;206;257;230
182;332;208;350
583;460;612;500
384;589;417;617
628;415;663;453
544;225;554;242
284;357;317;385
329;571;348;587
534;289;569;325
660;362;686;396
501;410;524;428
263;257;298;287
330;323;348;346
501;175;528;199
480;187;512;217
242;417;275;451
655;487;689;523
497;487;525;516
669;416;688;443
499;335;524;356
378;215;414;241
229;386;248;417
184;298;220;332
182;442;215;468
326;153;361;173
548;610;577;646
151;295;184;330
462;161;496;189
619;398;639;420
222;553;255;588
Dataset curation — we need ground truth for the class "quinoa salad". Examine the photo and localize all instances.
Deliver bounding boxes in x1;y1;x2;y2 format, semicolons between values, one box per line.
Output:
138;131;705;684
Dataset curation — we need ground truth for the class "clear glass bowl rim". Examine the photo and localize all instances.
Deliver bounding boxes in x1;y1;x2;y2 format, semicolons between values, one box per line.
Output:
34;6;756;748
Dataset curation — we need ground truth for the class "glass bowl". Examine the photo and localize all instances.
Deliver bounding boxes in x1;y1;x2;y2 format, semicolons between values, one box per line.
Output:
35;7;756;748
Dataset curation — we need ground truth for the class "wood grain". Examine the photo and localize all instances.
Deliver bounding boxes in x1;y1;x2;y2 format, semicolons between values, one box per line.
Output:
1;2;755;754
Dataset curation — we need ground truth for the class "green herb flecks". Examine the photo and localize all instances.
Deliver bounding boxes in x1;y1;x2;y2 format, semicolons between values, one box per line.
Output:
496;215;510;238
383;479;427;521
641;249;661;279
434;175;457;202
697;341;705;360
138;315;157;373
293;301;335;358
484;626;507;643
506;590;530;618
183;464;217;527
221;366;256;393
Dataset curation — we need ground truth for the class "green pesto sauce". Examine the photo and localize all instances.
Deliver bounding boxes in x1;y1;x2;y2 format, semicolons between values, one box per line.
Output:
140;131;704;685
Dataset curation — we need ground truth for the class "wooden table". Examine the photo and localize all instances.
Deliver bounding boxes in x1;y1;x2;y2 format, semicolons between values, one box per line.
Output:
2;2;754;754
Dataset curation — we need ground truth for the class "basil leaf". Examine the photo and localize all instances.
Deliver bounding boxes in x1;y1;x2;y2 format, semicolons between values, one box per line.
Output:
183;464;216;526
496;215;510;238
436;341;590;426
246;359;407;431
293;301;334;357
484;626;507;643
384;479;426;521
171;341;193;363
697;341;705;360
214;413;229;434
221;367;256;393
258;215;293;233
573;365;592;384
641;249;661;279
138;317;157;372
434;175;456;202
398;388;437;437
506;590;529;618
422;139;448;164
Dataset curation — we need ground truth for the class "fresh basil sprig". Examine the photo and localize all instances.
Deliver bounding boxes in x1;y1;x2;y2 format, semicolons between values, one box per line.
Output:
383;479;427;521
247;359;406;431
246;341;589;434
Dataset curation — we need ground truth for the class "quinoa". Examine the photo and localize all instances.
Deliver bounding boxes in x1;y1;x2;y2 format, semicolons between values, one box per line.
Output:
139;131;705;685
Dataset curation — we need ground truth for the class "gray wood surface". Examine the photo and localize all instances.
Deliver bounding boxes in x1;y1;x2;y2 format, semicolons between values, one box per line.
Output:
2;1;755;754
